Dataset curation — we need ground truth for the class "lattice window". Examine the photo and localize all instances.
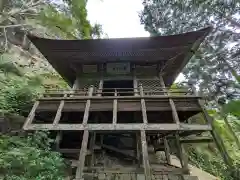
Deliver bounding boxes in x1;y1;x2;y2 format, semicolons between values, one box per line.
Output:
137;79;163;95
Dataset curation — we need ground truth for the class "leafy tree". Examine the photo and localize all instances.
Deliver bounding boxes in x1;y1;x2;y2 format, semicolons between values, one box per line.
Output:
140;0;240;100
0;131;68;180
39;0;103;39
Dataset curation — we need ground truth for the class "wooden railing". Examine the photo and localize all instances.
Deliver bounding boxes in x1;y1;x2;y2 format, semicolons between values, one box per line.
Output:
42;86;195;98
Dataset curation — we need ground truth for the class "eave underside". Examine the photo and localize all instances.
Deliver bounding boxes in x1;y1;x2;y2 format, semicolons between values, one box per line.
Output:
28;27;211;86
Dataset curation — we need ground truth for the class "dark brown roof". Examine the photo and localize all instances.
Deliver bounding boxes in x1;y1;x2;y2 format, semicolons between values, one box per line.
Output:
28;27;211;86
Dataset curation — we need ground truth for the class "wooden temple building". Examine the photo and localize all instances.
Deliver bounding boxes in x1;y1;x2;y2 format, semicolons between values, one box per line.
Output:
23;27;220;180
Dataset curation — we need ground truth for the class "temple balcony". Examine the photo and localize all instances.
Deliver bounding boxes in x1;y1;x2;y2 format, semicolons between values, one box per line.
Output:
23;85;212;135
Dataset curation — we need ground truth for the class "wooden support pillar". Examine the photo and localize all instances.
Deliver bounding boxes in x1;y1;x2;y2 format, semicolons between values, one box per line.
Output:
23;101;39;130
140;130;151;180
97;79;103;96
198;100;233;167
53;93;67;126
133;73;139;96
75;130;89;180
159;75;180;124
55;131;62;151
136;132;141;165
89;132;96;167
112;89;117;125
164;137;171;164
82;86;93;125
139;84;148;124
160;75;189;173
175;134;189;173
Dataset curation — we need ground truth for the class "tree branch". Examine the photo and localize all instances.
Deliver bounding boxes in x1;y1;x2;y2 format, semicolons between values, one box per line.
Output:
0;24;28;28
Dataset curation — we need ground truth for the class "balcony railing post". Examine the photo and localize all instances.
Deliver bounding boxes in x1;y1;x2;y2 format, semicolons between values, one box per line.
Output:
113;89;117;125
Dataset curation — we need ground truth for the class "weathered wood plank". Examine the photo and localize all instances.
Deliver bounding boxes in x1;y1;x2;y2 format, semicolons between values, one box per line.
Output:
175;133;189;173
37;101;201;112
112;89;117;124
26;123;212;131
71;165;186;175
164;137;171;164
180;137;213;143
54;131;62;150
53;100;65;126
140;130;151;180
169;99;180;124
23;101;39;130
97;79;103;96
82;86;93;125
89;132;96;167
75;130;89;180
140;84;148;124
39;95;201;101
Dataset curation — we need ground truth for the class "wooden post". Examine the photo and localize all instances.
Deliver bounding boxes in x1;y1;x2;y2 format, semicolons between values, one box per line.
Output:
113;89;117;125
82;86;93;125
55;131;62;151
164;137;171;164
175;133;189;173
198;100;233;167
159;75;180;124
133;74;139;96
89;132;96;167
160;75;188;173
139;84;148;124
97;79;103;96
75;130;89;180
53;93;67;126
140;130;151;180
23;101;39;130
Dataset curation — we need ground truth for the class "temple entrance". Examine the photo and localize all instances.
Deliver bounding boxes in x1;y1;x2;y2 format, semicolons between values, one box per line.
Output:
102;80;133;96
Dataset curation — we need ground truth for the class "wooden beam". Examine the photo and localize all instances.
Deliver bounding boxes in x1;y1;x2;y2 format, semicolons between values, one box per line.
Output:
23;101;39;130
75;130;89;180
139;84;148;124
71;165;185;175
159;75;180;124
26;123;212;131
180;137;213;143
54;131;62;150
197;99;234;167
169;99;180;124
164;137;171;164
82;86;93;125
140;130;151;180
136;132;141;167
175;133;189;173
36;100;201;112
39;95;201;101
97;79;103;96
53;100;65;126
89;132;96;167
112;89;117;125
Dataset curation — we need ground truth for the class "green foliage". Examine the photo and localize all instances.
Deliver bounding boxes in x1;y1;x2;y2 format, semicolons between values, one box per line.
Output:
39;0;103;39
223;100;240;118
140;0;240;100
0;131;67;180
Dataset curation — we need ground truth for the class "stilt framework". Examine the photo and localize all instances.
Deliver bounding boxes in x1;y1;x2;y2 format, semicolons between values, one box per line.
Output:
23;78;215;180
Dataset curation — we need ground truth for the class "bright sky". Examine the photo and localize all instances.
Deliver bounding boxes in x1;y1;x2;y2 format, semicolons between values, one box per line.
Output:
87;0;149;38
87;0;185;82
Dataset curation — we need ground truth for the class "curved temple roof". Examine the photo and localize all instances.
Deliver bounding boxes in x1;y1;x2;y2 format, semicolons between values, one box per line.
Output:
28;27;211;86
